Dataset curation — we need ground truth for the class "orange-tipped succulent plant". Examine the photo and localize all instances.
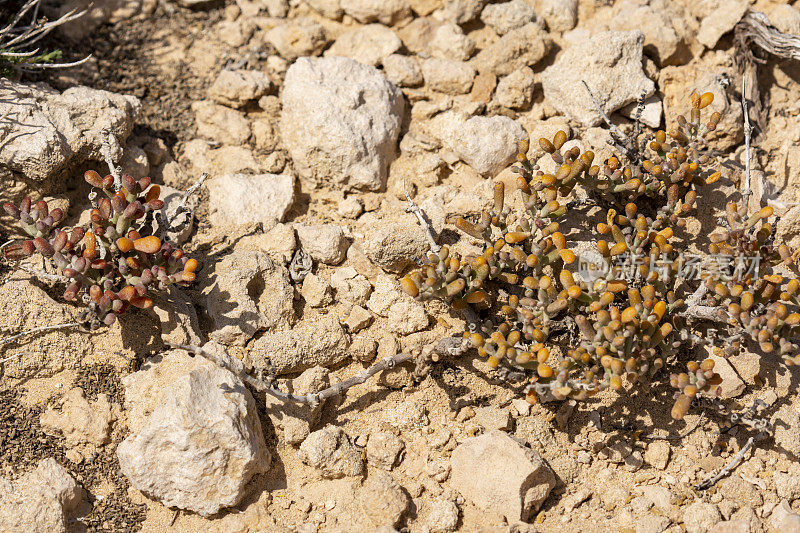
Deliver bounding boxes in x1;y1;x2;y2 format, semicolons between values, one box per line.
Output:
3;171;198;327
400;93;800;420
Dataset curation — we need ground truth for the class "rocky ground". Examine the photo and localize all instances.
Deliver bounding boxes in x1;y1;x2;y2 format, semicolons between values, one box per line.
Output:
2;0;800;531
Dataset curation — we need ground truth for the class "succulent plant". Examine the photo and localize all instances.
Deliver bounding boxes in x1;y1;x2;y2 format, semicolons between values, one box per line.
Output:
400;93;799;420
3;171;197;327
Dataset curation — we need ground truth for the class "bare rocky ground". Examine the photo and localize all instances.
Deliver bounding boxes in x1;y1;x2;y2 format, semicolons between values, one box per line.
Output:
2;0;800;531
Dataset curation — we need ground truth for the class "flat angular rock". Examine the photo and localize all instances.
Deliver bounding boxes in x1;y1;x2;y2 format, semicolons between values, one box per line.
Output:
326;24;402;67
471;23;549;76
450;430;555;521
0;80;139;190
541;30;655;126
209;69;272;108
480;0;536;35
203;251;294;345
208;173;295;228
382;54;423;87
295;223;350;265
192;100;251;145
249;315;350;374
331;266;373;305
40;388;114;457
0;458;84;533
697;0;748;49
280;57;404;191
422;57;475;94
299;426;364;478
118;363;270;517
428;111;527;176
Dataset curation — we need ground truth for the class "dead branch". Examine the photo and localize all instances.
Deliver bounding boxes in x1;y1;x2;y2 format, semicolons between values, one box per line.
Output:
741;76;753;203
101;128;121;190
0;321;84;350
695;436;756;490
169;336;470;406
404;179;440;255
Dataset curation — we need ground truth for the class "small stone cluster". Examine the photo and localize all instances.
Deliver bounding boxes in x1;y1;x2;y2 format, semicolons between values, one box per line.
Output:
401;93;799;419
3;171;196;326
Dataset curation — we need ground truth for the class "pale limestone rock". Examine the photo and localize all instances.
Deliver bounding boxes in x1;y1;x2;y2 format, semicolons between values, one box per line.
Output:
264;17;329;61
0;80;139;191
495;66;535;109
207;173;295;228
299;426;364;478
366;432;405;470
536;0;577;32
342;0;412;25
422;57;475;95
0;458;83;533
301;273;333;308
209;69;272;108
430;23;475;61
280;57;404;191
360;471;411;526
331;266;373;305
541;30;655;126
117;363;269;517
450;430;555;521
697;0;748;49
295;224;350;265
471;23;550;76
326;24;402;67
266;366;330;445
428;111;527;176
192;100;251;145
381;54;423;87
480;0;536;35
249;315;350;374
40;388;114;458
202;251;294;345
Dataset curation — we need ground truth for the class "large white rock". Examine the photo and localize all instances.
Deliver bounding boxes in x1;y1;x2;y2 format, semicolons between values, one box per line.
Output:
428;111;527;176
117;360;270;517
0;458;84;533
0;80;139;191
450;430;555;522
541;30;655;126
280;57;404;191
207;173;295;228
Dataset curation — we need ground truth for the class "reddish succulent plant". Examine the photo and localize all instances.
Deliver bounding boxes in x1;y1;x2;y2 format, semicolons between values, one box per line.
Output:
3;171;197;327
